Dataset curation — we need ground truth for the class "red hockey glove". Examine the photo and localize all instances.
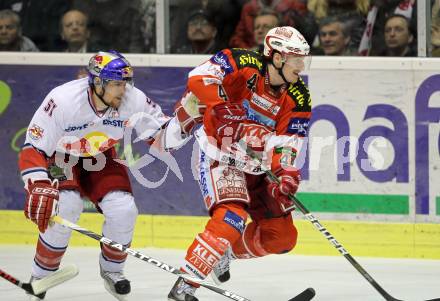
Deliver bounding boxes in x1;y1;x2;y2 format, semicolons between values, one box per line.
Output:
24;179;59;233
266;168;300;213
211;102;247;143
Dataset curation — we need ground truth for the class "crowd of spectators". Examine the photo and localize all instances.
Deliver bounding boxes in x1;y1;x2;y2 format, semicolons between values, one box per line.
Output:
0;0;436;57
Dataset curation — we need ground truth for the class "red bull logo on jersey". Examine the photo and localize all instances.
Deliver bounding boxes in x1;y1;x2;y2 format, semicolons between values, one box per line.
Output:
61;132;119;157
28;124;44;141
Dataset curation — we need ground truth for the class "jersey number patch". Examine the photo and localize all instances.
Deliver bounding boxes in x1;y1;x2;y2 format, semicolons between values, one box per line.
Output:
246;74;257;91
218;85;228;101
43;99;57;117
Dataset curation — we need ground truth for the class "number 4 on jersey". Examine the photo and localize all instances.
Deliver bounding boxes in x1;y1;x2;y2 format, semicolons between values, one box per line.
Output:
246;74;257;91
218;85;228;101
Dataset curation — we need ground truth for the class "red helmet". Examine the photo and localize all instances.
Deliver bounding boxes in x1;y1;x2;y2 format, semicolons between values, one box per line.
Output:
263;26;310;57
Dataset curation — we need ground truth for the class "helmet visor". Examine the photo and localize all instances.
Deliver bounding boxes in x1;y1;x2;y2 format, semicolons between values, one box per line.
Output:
103;78;134;88
283;55;312;73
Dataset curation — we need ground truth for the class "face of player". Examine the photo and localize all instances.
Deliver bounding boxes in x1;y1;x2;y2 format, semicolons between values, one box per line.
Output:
269;53;310;85
94;80;128;109
0;17;19;46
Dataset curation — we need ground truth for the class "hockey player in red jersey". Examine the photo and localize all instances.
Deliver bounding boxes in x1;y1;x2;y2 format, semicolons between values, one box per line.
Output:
19;51;189;301
168;26;312;301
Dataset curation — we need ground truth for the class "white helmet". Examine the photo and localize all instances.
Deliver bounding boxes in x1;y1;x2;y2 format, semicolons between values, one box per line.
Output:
263;26;310;57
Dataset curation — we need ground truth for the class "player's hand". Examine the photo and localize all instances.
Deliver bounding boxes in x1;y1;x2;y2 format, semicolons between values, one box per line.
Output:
175;92;206;135
24;179;59;233
211;102;247;143
266;168;300;212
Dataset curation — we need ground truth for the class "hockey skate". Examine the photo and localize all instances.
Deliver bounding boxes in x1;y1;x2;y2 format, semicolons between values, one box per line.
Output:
168;277;199;301
28;276;45;300
211;247;232;285
100;267;130;301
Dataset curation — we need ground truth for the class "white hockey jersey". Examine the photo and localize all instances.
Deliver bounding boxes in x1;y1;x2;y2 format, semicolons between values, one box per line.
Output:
20;77;185;181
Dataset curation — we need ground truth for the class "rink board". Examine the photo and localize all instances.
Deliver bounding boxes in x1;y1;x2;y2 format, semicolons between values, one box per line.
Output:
0;54;439;223
1;210;439;259
1;54;440;260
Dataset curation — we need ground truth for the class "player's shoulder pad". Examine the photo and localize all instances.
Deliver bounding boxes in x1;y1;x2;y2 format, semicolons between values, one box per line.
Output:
287;77;311;112
230;48;264;73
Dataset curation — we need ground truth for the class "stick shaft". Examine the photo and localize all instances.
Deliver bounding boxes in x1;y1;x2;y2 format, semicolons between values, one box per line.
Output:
51;215;253;301
265;168;402;301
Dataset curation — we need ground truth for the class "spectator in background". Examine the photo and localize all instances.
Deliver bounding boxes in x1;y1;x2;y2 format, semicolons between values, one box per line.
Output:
169;0;242;53
372;14;415;56
175;9;220;54
432;0;440;56
0;9;38;51
72;0;145;53
60;10;97;53
0;0;70;51
308;0;370;53
229;0;311;49
140;0;156;53
368;0;416;56
316;16;353;55
252;8;280;53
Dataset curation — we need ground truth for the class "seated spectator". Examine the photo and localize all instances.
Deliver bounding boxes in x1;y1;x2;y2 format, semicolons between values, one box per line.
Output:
308;0;370;52
315;16;353;55
374;14;415;56
175;9;220;54
72;0;145;53
252;8;280;53
369;0;416;56
431;0;440;57
60;10;97;53
0;0;70;51
0;9;38;51
229;0;308;49
169;0;242;53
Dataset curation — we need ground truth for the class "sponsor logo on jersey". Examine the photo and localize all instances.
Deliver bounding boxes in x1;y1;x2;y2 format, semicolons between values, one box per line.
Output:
62;131;119;157
242;100;276;128
238;53;263;70
65;122;94;132
223;210;245;233
28;124;44;140
210;51;233;74
287;117;309;137
287;78;311;112
199;151;210;197
203;77;222;86
250;93;280;115
102;119;128;128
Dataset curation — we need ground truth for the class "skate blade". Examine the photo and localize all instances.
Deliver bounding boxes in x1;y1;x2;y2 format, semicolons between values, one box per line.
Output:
31;264;79;295
103;279;128;301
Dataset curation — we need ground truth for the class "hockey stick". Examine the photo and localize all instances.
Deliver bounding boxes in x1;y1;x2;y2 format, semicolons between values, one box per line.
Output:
0;264;78;296
246;149;403;301
51;215;314;301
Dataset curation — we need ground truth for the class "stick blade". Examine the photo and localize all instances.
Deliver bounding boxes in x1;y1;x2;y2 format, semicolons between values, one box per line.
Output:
31;264;79;295
287;288;316;301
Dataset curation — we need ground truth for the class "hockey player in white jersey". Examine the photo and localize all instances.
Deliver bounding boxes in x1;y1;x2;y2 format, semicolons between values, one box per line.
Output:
19;50;188;300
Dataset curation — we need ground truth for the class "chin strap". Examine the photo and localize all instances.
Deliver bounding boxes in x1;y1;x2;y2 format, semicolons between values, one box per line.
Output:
270;58;289;84
90;83;111;108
